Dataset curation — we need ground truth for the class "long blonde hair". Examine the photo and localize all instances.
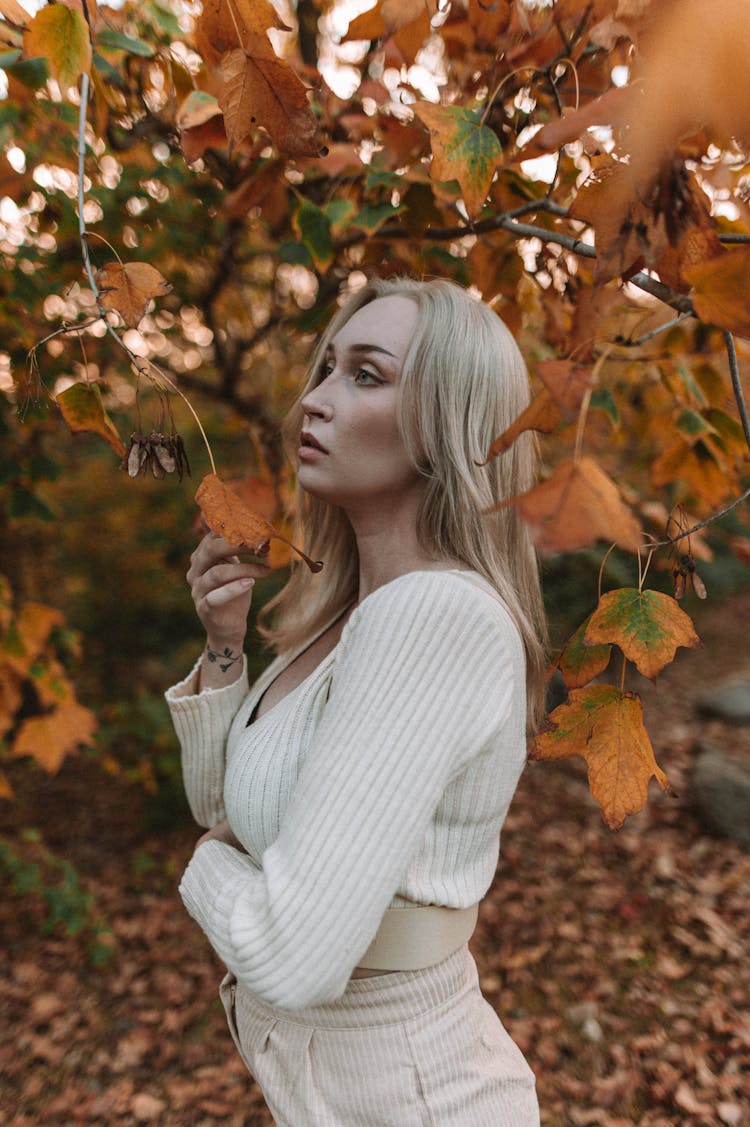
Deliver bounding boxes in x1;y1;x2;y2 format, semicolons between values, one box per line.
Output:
260;277;548;731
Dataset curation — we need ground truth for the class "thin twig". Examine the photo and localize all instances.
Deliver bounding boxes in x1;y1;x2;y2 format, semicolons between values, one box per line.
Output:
612;311;693;347
647;486;750;549
77;72;216;474
724;331;750;452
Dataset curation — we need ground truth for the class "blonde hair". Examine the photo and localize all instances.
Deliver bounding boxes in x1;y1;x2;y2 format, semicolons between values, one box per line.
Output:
260;277;548;732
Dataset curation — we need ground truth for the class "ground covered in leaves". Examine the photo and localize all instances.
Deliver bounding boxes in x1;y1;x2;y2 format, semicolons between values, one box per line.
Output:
2;590;749;1127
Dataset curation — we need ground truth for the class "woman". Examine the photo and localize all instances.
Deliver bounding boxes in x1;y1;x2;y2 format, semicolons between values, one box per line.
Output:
166;277;547;1125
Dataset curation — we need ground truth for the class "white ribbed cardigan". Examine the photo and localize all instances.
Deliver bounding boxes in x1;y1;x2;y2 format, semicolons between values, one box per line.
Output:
167;570;527;1011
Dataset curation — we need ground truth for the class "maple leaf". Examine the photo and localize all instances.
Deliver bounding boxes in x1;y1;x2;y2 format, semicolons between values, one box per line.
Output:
683;248;750;340
195;473;323;572
536;360;594;413
480;391;561;463
23;4;91;93
1;603;65;679
531;685;670;829
584;588;702;681
197;0;291;64
56;382;127;458
218;40;320;157
0;661;23;740
521;85;632;158
557;614;612;690
95;262;172;330
415;102;502;217
11;702;97;774
497;456;643;554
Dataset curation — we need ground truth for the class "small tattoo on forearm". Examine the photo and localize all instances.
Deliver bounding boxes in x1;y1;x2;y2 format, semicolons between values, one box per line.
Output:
206;646;242;673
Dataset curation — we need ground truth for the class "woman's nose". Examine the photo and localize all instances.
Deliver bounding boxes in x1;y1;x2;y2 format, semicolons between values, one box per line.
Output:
301;385;333;420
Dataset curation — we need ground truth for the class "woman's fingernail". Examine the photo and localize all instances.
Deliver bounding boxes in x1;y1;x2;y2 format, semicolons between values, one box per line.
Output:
241;578;255;588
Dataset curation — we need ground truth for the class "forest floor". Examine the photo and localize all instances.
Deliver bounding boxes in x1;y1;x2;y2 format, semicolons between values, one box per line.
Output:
1;587;749;1127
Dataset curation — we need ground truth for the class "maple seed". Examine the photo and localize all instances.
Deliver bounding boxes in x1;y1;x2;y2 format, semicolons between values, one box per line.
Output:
121;432;191;482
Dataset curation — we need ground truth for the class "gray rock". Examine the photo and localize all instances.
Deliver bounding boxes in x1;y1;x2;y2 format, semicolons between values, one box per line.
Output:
691;746;750;850
696;678;750;725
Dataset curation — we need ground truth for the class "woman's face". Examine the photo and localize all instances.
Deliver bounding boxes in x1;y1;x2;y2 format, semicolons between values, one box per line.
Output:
297;295;422;514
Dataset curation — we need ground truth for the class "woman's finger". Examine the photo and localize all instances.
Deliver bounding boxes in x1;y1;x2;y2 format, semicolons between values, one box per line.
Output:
202;577;256;609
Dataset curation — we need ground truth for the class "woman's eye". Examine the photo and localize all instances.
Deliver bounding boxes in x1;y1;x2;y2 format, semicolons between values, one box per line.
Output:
354;368;379;385
318;362;334;380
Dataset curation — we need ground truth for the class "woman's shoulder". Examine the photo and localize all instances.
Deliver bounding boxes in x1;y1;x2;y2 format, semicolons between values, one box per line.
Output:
349;568;520;641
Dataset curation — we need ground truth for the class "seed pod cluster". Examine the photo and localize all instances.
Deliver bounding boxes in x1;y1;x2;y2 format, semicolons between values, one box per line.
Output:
121;432;191;481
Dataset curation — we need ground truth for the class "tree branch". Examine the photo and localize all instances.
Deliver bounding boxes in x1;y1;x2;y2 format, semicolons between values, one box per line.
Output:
724;331;750;452
612;312;693;347
647;486;750;549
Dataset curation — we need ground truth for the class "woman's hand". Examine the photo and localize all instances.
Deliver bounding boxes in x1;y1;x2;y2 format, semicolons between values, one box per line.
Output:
194;819;247;853
187;530;271;651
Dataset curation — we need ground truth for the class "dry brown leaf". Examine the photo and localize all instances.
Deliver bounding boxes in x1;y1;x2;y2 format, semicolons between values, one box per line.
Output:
218;40;320;157
196;0;291;65
95;262;172;330
683;248;750;339
499;456;643;554
536;360;594;413
481;391;561;462
195;473;322;571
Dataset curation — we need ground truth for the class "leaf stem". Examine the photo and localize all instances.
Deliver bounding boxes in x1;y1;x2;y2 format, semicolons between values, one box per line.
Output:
76;72;216;476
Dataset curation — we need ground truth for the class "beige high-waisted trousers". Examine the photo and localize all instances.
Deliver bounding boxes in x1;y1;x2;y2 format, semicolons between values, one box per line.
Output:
219;944;540;1126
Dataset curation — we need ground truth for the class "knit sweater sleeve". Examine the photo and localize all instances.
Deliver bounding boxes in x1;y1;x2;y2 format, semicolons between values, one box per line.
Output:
164;655;251;828
178;571;524;1010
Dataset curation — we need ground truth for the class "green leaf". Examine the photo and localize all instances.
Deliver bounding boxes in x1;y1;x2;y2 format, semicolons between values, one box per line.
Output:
350;202;404;234
590;387;619;427
324;199;356;232
278;240;312;266
57;382;127;457
294;198;333;268
676;407;715;439
364;166;403;191
415;102;502;216
0;49;49;88
96;29;155;57
8;485;55;522
145;1;182;37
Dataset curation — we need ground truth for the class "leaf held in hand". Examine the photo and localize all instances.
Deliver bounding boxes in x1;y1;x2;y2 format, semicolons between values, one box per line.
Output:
531;685;670;829
196;473;323;572
95;262;172;329
584;588;701;681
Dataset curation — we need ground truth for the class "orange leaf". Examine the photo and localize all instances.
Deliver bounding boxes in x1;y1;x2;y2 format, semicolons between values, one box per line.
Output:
344;0;436;61
11;702;97;774
521;85;633;158
536;359;593;413
500;456;643;554
481;390;560;463
531;685;670;829
195;473;322;572
57;381;127;458
23;3;91;92
557;614;612;689
0;661;23;740
95;262;172;330
415;101;501;217
0;769;12;800
584;587;701;681
468;0;511;46
15;603;64;666
218;40;320;157
0;0;29;27
683;248;750;339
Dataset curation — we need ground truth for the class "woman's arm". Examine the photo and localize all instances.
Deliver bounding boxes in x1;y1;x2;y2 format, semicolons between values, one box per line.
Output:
178;572;526;1009
164;531;271;825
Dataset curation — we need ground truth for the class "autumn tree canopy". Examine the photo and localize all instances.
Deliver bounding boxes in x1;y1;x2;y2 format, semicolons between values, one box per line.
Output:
1;0;750;827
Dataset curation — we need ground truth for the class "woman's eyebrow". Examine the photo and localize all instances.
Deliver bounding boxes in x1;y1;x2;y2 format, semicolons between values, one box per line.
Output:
326;342;397;359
